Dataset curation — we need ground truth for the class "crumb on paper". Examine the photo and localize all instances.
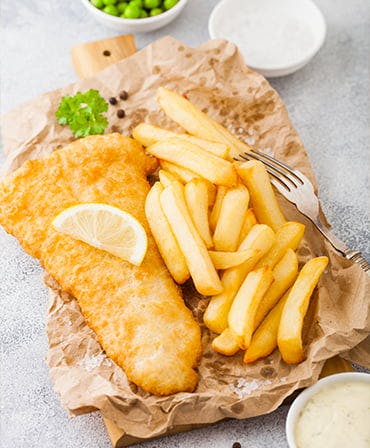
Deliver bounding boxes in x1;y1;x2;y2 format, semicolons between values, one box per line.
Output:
230;378;272;398
77;353;112;372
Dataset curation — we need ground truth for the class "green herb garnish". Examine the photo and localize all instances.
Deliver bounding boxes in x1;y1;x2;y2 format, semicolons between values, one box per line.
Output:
56;89;109;138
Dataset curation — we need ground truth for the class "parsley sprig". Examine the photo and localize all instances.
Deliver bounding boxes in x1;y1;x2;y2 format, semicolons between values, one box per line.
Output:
56;89;109;138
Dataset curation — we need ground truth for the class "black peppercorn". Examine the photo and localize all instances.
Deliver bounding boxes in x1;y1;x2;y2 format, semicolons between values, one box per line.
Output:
232;443;241;448
117;109;125;118
109;97;117;105
119;90;129;100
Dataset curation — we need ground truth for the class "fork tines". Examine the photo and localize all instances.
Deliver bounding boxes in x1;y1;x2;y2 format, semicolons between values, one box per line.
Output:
235;150;307;192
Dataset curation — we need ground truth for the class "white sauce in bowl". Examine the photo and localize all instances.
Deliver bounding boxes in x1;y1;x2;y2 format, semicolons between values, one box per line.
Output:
294;380;370;448
209;0;326;76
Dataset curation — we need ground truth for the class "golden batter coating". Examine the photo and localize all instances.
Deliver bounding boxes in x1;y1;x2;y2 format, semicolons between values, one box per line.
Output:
0;133;201;396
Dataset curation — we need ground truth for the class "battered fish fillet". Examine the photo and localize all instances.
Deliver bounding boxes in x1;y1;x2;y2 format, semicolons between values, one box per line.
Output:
0;133;202;396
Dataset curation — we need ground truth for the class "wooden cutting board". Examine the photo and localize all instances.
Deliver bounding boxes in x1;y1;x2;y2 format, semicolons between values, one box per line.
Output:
71;34;353;448
72;34;136;79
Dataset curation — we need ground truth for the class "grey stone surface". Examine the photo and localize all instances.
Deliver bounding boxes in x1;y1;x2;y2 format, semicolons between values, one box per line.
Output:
0;1;369;447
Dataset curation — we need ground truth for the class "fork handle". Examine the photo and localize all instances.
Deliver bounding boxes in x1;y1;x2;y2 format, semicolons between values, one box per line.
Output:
314;220;370;273
344;250;370;273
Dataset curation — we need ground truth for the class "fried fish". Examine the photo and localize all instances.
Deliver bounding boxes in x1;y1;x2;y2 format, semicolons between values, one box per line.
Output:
0;133;202;396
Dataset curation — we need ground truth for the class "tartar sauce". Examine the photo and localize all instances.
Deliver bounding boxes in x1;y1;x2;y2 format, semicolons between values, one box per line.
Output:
295;380;370;448
211;0;317;69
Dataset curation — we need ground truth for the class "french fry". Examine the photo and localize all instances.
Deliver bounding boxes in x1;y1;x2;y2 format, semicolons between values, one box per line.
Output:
160;183;222;296
236;160;286;231
133;122;171;147
133;122;229;158
185;179;213;249
209;249;259;270
147;138;237;186
157;87;251;159
278;256;329;364
228;267;274;349
254;248;298;329
203;224;275;334
244;290;290;364
179;136;228;159
158;169;179;187
255;221;305;269
213;184;249;252
206;182;217;208
212;328;240;356
159;161;216;206
160;160;198;182
145;182;190;284
238;208;258;245
213;184;250;252
209;186;227;231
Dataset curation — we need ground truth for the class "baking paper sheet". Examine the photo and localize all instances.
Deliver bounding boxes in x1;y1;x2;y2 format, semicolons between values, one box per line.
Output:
1;37;369;440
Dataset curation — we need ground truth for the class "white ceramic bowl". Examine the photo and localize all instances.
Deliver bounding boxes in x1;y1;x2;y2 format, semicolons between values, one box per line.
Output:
286;372;370;448
209;0;326;77
80;0;188;32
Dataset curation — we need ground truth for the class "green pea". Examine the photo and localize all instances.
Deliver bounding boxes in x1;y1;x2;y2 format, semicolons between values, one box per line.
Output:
163;0;178;9
129;0;143;6
144;0;160;9
140;9;148;17
117;1;128;13
123;4;142;18
102;0;117;5
150;7;163;15
91;0;105;8
103;4;119;15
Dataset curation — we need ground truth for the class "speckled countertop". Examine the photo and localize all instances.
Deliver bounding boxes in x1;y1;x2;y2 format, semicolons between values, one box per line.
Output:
0;1;369;447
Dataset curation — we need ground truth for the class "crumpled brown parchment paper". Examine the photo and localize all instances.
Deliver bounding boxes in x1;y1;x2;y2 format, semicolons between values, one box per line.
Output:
1;37;369;440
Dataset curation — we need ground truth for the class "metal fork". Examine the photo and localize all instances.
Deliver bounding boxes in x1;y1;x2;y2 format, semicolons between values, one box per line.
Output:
235;149;370;273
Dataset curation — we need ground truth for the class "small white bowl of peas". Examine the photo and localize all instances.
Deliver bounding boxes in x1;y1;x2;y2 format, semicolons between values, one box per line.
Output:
80;0;188;32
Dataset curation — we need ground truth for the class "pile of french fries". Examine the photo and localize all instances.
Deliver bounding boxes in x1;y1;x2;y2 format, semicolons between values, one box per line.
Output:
135;87;328;365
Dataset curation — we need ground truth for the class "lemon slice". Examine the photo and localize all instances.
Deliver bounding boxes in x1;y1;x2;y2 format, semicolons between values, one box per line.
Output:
53;203;147;266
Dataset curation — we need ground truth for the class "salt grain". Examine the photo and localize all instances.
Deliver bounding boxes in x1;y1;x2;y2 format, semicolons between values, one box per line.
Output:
77;353;112;372
230;378;272;398
245;137;256;146
261;147;274;156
